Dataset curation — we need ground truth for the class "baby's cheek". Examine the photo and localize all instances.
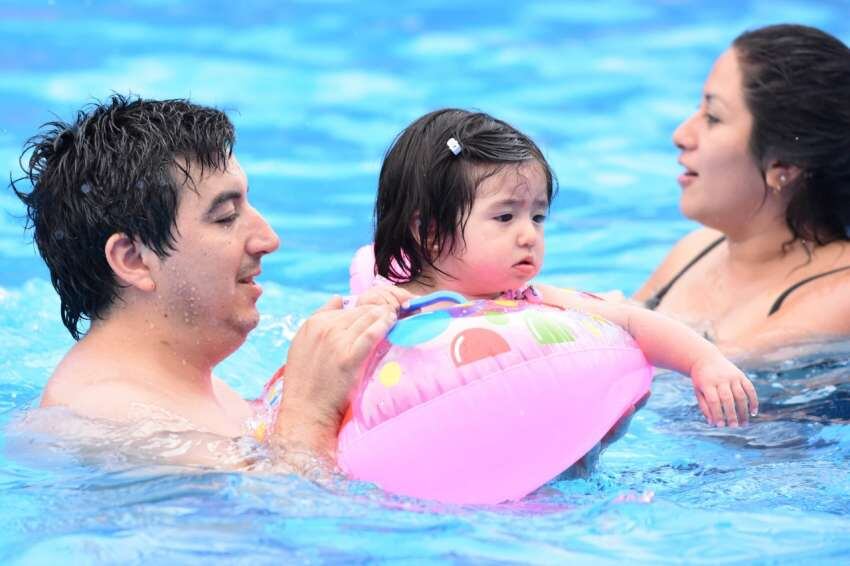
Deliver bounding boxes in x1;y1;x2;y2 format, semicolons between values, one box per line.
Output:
482;262;515;281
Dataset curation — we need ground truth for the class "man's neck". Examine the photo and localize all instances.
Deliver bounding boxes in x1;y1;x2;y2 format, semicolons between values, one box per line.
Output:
86;306;227;397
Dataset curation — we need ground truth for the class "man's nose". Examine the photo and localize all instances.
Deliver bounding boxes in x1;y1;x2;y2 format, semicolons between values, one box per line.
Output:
248;208;280;256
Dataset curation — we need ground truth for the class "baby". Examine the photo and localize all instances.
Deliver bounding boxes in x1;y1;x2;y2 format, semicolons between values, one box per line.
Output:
356;108;758;427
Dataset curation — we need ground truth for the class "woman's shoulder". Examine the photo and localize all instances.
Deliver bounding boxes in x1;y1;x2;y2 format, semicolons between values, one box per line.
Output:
633;227;723;301
766;241;850;331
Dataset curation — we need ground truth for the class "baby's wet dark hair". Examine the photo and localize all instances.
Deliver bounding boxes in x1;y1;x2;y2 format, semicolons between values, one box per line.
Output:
11;94;235;339
373;108;556;284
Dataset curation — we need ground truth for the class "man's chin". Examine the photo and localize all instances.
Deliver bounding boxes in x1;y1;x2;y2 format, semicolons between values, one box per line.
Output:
224;310;261;339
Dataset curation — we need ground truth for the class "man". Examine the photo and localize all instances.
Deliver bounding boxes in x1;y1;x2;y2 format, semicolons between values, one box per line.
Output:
12;94;397;467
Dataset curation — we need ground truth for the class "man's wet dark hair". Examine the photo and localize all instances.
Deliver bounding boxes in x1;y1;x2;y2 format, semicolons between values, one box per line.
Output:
11;94;235;339
373;108;557;284
733;24;850;245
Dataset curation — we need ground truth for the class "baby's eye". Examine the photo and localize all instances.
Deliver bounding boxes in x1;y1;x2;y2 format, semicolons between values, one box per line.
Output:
494;213;513;222
533;213;547;224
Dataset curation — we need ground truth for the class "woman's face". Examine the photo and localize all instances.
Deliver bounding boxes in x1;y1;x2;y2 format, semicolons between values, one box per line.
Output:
672;48;769;231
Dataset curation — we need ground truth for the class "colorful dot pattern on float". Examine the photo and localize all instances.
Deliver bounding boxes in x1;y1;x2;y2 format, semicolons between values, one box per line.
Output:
352;300;631;430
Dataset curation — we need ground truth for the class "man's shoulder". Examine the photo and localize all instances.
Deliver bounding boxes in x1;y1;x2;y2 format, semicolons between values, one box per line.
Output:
41;346;163;422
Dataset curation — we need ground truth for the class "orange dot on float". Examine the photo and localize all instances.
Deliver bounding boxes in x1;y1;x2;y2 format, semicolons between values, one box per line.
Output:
450;328;511;367
378;361;403;387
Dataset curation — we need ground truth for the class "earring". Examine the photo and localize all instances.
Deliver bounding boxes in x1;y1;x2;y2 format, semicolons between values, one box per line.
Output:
779;174;787;185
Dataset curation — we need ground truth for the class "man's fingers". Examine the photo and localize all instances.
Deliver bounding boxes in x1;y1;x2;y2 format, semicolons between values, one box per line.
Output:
347;309;397;363
341;304;395;335
316;295;344;312
386;286;416;303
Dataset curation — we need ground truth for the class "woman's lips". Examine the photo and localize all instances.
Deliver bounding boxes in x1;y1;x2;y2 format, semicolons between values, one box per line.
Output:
678;170;698;188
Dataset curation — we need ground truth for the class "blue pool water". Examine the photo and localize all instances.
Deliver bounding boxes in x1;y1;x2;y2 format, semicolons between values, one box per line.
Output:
2;1;850;562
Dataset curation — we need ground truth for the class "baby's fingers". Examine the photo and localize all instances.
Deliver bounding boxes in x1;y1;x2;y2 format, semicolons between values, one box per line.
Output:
700;386;724;426
717;384;738;427
731;381;751;426
696;392;711;424
742;377;759;417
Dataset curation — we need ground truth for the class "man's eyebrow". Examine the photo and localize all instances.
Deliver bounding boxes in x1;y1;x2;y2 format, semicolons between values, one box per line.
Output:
205;189;242;214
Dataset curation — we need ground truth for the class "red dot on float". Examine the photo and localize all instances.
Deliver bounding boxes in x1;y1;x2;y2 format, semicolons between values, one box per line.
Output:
450;328;510;367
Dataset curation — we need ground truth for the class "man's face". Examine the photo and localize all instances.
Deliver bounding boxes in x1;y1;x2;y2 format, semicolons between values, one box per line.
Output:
150;155;280;345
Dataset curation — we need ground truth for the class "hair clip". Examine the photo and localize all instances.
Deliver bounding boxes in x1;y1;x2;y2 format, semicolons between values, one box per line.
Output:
446;137;462;156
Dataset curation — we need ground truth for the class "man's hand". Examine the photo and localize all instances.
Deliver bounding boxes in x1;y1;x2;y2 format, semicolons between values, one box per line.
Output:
272;296;397;459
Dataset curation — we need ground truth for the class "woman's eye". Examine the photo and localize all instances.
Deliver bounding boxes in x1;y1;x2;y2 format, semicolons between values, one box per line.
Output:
704;112;720;125
495;214;513;222
533;214;547;223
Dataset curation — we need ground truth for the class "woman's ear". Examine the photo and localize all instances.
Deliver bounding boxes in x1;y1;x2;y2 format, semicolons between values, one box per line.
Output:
765;161;803;194
104;233;157;292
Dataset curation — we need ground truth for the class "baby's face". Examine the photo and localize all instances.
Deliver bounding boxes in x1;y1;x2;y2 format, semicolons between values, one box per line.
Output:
436;160;549;299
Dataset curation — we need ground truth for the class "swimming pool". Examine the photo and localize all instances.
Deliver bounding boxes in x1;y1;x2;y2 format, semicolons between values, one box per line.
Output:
2;1;849;562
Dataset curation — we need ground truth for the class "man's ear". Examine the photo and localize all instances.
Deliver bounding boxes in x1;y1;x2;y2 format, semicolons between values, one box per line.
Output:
765;160;803;194
104;233;157;292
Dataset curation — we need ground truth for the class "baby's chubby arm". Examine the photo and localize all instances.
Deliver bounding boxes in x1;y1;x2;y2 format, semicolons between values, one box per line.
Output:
537;284;759;427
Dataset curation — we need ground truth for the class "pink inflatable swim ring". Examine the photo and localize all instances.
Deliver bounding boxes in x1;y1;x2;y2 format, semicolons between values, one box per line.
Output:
338;247;653;504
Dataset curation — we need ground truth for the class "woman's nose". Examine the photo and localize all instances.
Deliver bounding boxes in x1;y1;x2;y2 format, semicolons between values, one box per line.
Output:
672;112;698;151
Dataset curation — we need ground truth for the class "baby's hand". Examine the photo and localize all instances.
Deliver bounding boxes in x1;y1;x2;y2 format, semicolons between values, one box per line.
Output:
353;286;416;310
689;354;759;427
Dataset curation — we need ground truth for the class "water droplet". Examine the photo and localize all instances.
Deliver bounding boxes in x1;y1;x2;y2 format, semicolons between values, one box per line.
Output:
80;183;92;194
54;230;64;240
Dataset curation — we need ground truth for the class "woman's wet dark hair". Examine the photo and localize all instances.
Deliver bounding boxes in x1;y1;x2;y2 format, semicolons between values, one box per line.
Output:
733;24;850;245
373;108;556;284
11;94;235;339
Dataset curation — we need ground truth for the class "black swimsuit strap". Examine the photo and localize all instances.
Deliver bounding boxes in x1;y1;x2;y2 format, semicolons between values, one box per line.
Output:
768;265;850;316
645;236;725;310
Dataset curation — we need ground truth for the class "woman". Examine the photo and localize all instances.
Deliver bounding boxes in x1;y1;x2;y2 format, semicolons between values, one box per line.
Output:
634;24;850;354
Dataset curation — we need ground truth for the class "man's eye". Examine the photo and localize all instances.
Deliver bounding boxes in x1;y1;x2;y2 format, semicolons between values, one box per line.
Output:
533;214;547;223
495;214;513;222
216;213;238;225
